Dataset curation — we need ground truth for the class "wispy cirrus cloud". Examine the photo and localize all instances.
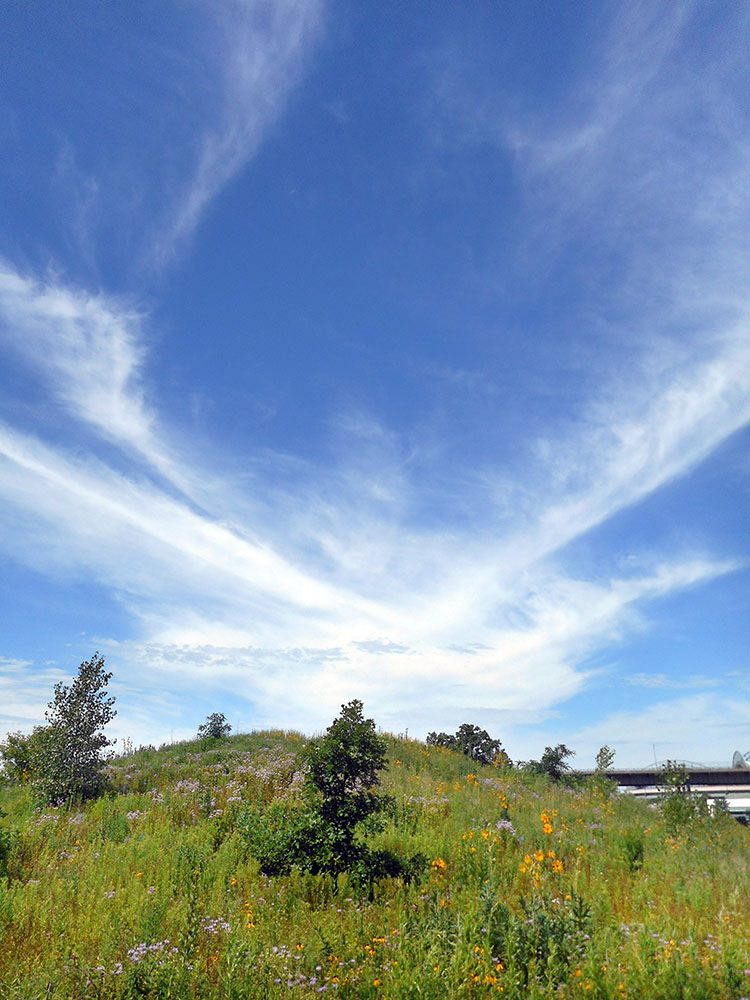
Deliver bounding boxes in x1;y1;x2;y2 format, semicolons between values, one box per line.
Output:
2;3;749;759
44;0;325;277
0;255;745;744
0;262;154;454
149;0;324;269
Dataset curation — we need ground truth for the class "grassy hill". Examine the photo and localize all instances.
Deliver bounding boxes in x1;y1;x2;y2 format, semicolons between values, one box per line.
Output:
1;730;749;999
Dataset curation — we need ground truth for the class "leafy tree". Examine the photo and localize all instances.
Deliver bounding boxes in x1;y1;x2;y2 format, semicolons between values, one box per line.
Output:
523;744;575;782
427;723;508;766
34;652;116;806
307;699;392;868
240;699;423;882
595;745;615;772
197;712;232;740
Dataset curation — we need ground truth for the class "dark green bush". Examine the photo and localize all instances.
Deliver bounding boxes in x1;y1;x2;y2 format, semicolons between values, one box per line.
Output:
485;893;591;988
0;726;51;783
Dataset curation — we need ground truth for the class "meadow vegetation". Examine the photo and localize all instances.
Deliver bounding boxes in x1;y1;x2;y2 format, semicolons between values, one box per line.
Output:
1;712;749;999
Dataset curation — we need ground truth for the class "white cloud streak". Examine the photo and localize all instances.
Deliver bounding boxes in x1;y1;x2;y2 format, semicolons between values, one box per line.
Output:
150;0;324;268
0;256;745;739
1;3;749;755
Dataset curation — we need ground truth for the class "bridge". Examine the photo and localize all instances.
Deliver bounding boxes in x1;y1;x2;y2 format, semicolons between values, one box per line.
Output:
574;754;750;818
576;766;750;788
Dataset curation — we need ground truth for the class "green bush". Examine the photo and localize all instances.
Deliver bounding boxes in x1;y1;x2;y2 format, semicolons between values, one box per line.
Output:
659;761;709;833
238;802;321;876
0;726;51;783
485;893;591;988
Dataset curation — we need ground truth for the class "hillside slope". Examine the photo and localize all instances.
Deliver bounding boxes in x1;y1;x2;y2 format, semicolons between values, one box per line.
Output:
1;731;749;999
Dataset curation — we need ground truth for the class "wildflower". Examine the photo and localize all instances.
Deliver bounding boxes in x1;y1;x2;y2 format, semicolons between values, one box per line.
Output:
552;860;564;873
135;871;143;878
534;850;545;863
431;857;447;872
373;980;381;987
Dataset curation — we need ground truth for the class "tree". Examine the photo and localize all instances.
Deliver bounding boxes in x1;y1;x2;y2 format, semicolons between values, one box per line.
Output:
34;652;116;805
307;699;392;868
239;698;423;882
197;712;232;740
524;744;575;783
427;723;508;766
595;745;615;773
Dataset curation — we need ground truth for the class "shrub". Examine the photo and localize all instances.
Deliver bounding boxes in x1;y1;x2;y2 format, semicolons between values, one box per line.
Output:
485;892;591;988
619;828;645;871
238;802;321;876
426;723;508;766
197;712;232;739
659;760;709;832
0;726;51;783
306;699;392;868
33;652;116;806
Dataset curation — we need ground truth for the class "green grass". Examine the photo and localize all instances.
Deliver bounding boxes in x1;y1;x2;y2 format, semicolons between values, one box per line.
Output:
1;731;749;999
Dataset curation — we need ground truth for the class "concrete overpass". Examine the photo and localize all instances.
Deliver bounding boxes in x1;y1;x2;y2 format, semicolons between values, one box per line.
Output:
574;762;750;818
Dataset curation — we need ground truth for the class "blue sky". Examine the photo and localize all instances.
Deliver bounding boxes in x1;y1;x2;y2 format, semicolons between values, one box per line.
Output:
1;1;748;767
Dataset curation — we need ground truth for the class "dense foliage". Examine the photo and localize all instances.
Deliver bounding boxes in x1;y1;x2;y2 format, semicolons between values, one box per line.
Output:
239;700;418;881
426;723;507;766
522;744;576;782
198;713;232;740
0;726;748;999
